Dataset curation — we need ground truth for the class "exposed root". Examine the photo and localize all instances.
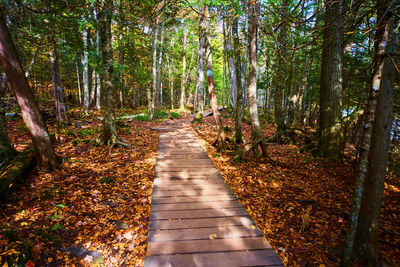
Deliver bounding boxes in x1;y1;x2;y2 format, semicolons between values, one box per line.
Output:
96;129;129;149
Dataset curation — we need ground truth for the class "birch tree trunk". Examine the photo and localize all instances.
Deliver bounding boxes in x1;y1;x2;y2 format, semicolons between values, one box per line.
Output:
195;6;206;114
25;45;40;78
247;0;267;157
168;31;175;109
94;8;101;111
180;26;188;110
156;23;164;106
82;23;90;113
76;55;82;104
0;13;59;171
318;0;345;162
228;22;237;108
50;40;68;125
150;18;159;120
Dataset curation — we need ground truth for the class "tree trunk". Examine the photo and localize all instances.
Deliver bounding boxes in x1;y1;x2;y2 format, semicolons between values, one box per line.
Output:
76;55;82;104
247;0;267;157
204;6;227;152
340;2;393;263
150;18;159;120
195;7;206;115
228;22;237;108
96;0;126;147
94;10;101;111
241;0;249;111
318;0;345;162
82;25;90;113
180;26;188;110
0;13;59;171
273;0;288;134
25;45;40;78
232;17;243;146
156;23;164;106
168;30;175;109
0;73;17;169
352;1;398;265
50;40;68;125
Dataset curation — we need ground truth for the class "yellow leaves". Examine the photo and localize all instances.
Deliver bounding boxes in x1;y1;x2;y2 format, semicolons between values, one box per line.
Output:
250;225;256;229
47;257;53;263
209;233;217;240
20;222;28;226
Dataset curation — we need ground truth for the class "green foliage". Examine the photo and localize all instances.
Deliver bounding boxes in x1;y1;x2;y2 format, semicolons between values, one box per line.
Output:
169;112;180;119
99;176;114;184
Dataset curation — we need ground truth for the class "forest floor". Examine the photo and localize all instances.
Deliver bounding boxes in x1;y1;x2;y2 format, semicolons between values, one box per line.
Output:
0;108;399;266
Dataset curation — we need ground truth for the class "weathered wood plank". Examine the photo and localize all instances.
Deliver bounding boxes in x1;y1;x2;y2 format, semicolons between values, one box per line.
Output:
150;208;247;220
152;194;236;204
150;200;242;212
144;250;283;267
153;183;228;191
147;237;272;255
149;216;254;230
152;189;229;197
148;225;263;242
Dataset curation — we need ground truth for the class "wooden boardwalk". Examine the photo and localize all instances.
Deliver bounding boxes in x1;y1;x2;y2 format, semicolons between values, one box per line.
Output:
145;127;283;267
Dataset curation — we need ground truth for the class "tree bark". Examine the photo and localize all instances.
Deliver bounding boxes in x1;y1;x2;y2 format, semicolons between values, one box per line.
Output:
273;0;288;134
318;0;345;162
247;0;267;157
180;26;188;110
82;23;90;113
204;6;227;152
168;29;175;109
0;12;59;171
352;1;398;265
232;17;243;145
76;55;82;104
195;6;206;114
0;73;17;169
50;40;68;125
156;23;164;106
25;45;40;78
150;17;159;120
96;0;126;147
228;22;237;108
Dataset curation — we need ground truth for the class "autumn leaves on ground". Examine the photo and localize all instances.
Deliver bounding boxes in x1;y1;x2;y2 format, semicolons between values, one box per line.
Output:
1;108;399;266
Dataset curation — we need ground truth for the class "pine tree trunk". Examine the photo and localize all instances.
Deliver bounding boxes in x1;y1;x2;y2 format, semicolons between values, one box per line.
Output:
232;17;243;145
318;0;345;162
248;0;267;157
340;3;393;262
180;26;188;110
50;40;68;125
0;13;59;171
273;0;288;134
352;1;398;265
96;0;126;147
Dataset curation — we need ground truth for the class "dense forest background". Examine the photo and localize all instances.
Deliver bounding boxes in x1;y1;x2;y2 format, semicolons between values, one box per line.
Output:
0;0;399;266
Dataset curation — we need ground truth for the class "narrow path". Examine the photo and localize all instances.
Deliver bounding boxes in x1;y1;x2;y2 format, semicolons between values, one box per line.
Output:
145;120;283;266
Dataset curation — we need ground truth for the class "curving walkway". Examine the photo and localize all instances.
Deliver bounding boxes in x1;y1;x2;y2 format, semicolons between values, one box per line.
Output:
145;121;283;267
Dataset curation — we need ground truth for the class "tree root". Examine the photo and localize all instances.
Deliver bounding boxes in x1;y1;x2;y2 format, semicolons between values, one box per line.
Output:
95;129;129;149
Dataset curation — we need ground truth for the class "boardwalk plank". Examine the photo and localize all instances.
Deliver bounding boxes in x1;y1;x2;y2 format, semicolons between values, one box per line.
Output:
148;225;263;242
150;200;242;212
145;128;282;266
150;208;247;220
144;250;283;267
149;216;254;230
147;237;272;255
